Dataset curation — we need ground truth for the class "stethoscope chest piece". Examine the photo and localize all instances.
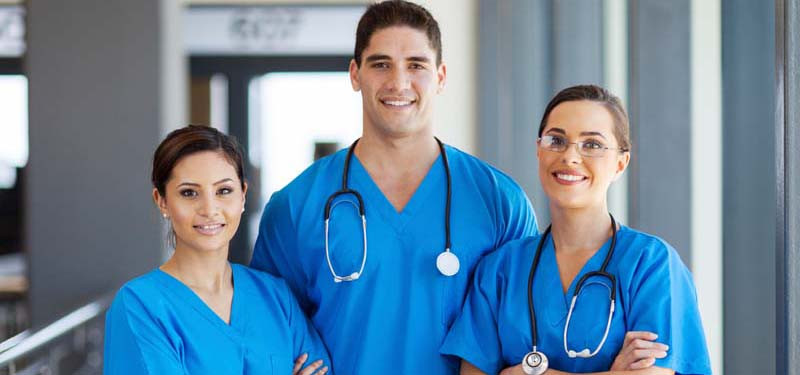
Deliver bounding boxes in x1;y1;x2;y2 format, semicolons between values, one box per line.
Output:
522;350;548;375
436;250;460;276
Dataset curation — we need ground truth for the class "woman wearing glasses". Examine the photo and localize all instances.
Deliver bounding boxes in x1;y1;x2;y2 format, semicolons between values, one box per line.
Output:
104;126;331;375
441;85;711;375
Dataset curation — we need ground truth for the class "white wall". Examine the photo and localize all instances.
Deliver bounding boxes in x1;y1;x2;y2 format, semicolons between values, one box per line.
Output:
416;0;478;153
691;0;723;373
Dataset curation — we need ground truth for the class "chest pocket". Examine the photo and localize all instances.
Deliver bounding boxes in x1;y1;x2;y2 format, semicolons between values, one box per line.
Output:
269;355;293;375
325;195;367;279
440;249;480;329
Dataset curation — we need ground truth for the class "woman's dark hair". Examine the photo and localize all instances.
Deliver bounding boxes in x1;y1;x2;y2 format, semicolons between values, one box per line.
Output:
151;125;246;197
354;0;442;67
538;85;631;152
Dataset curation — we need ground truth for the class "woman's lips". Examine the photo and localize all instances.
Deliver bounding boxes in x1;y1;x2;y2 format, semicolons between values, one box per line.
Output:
552;172;588;185
193;223;225;236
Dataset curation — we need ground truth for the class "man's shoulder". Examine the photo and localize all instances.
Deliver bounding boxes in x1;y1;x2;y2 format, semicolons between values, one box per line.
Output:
271;148;347;202
445;144;526;195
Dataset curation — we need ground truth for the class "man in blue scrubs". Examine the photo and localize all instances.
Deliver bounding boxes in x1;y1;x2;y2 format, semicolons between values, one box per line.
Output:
250;1;537;373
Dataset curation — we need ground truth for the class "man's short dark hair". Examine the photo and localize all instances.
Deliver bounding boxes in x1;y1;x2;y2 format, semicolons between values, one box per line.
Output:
354;0;442;67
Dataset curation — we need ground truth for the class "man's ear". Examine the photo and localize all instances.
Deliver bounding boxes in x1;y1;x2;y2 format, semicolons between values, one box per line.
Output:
436;62;447;94
349;59;361;92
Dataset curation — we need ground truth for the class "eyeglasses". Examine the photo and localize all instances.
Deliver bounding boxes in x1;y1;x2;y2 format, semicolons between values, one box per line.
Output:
538;135;628;158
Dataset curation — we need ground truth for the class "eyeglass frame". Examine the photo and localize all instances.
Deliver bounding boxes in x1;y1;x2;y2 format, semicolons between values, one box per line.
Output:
537;135;629;158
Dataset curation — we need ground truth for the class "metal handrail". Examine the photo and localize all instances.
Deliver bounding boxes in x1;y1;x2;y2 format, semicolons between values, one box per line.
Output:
0;294;112;366
0;331;29;354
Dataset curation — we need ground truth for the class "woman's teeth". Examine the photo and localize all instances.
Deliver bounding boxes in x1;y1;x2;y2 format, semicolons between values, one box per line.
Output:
194;223;224;234
556;174;585;182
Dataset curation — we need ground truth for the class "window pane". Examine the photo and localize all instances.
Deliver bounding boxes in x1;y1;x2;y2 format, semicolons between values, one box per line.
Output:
0;75;27;188
251;72;361;202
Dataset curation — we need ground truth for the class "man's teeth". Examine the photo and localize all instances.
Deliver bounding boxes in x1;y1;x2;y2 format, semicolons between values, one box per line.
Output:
557;174;585;182
383;100;412;106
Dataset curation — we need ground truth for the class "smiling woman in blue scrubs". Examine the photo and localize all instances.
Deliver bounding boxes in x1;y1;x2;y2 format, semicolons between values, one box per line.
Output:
441;85;711;375
104;125;332;375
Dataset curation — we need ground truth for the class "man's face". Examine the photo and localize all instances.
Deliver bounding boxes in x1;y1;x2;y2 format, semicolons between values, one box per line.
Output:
349;26;446;139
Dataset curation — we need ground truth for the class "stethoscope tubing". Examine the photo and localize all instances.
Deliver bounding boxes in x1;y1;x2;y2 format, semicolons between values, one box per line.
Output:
527;213;618;357
324;137;454;282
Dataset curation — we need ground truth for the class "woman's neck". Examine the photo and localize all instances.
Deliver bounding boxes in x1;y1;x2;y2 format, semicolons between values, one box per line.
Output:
160;245;231;293
549;203;614;255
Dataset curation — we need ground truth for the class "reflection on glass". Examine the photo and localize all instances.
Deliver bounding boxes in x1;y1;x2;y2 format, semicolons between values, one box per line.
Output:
0;75;27;189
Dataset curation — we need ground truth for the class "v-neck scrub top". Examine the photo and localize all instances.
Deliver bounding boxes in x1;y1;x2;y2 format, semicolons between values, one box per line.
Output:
440;226;711;375
250;145;537;375
103;264;332;375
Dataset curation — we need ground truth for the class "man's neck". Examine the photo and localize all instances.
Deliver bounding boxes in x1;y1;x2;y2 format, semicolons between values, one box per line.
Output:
353;130;441;212
354;130;440;172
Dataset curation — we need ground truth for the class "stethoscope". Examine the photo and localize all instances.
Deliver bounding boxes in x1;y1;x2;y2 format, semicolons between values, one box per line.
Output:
323;137;460;283
522;214;618;375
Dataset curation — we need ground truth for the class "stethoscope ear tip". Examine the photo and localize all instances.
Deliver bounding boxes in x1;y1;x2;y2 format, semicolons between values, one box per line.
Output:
567;349;592;358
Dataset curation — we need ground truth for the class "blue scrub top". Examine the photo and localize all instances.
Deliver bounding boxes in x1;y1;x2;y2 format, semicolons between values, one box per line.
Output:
440;226;711;375
104;263;332;375
251;145;537;375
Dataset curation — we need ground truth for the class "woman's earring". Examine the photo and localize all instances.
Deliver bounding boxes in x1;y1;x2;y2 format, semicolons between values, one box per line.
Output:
162;213;169;219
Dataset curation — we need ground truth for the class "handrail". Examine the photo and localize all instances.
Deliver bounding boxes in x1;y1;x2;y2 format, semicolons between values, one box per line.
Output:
0;331;30;354
0;294;112;366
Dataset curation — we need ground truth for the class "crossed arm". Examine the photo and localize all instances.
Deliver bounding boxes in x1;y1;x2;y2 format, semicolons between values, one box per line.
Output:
460;332;674;375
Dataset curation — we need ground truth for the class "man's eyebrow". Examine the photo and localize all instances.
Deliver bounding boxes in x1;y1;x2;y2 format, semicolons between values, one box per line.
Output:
407;56;431;63
365;54;391;63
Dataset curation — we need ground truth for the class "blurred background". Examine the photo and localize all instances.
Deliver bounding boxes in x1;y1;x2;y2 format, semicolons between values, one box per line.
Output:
0;0;796;374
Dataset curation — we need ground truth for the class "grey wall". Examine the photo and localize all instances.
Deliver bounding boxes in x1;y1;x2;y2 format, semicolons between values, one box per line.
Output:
721;0;776;373
551;0;604;90
627;0;692;264
776;0;800;372
478;0;604;227
25;0;184;326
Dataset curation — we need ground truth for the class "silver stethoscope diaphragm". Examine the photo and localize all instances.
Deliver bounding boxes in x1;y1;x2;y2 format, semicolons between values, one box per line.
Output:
522;348;549;375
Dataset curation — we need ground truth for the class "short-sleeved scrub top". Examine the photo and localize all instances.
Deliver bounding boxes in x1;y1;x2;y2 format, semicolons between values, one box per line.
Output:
441;226;711;375
251;144;537;375
104;263;332;375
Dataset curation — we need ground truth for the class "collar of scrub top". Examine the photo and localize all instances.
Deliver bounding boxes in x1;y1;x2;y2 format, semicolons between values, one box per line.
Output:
522;213;618;375
322;137;459;283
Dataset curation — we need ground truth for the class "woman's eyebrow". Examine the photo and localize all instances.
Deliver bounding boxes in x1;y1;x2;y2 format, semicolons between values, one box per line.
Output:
214;178;234;185
544;127;566;135
580;131;608;139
